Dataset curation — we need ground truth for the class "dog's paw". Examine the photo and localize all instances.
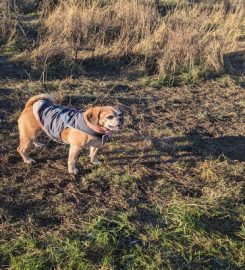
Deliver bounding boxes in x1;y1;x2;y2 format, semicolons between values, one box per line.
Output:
33;142;45;148
24;158;36;164
69;168;78;174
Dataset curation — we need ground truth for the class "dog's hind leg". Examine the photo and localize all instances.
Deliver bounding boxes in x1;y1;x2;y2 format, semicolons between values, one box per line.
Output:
17;136;36;163
17;119;39;164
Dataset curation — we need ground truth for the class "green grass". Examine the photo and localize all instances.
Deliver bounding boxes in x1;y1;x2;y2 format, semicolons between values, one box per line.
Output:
141;66;204;88
1;202;244;270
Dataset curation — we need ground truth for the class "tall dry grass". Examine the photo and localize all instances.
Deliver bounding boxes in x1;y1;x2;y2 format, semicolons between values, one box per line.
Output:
0;0;17;43
31;0;244;79
140;0;245;77
33;0;158;60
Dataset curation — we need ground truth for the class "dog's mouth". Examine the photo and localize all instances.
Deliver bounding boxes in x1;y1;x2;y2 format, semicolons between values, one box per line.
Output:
106;124;121;131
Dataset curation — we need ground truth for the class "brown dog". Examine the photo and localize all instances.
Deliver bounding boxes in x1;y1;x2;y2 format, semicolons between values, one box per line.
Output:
17;94;123;174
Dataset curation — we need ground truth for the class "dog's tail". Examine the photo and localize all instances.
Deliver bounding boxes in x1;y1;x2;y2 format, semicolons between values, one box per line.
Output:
25;94;54;108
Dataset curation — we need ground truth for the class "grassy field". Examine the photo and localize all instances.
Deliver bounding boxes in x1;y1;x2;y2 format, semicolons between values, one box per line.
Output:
0;0;245;269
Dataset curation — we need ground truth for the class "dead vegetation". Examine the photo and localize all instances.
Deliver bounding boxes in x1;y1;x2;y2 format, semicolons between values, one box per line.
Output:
1;0;244;82
33;0;245;81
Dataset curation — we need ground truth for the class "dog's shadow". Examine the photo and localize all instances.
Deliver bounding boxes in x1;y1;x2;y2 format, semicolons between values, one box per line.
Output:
108;134;245;168
157;134;245;162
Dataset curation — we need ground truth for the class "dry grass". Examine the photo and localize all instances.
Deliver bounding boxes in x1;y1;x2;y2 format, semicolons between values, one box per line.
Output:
33;0;158;61
30;0;245;80
141;0;244;77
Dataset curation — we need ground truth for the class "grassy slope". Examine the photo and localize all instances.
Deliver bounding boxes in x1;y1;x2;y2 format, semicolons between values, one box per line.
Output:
0;72;244;269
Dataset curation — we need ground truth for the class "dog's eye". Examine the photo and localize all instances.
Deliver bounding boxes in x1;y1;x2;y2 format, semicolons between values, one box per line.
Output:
107;115;114;119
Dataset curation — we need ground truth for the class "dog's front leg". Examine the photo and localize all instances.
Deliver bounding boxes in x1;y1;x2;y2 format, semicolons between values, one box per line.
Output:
68;145;81;174
89;146;101;165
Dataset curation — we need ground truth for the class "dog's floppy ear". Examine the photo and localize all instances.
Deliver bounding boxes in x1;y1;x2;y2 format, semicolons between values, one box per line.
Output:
86;107;103;125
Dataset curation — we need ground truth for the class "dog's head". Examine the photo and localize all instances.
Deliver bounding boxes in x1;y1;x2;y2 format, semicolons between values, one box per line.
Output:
85;106;124;131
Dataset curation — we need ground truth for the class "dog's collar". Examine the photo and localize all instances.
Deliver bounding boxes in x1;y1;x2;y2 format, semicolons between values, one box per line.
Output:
82;113;112;144
83;116;108;134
